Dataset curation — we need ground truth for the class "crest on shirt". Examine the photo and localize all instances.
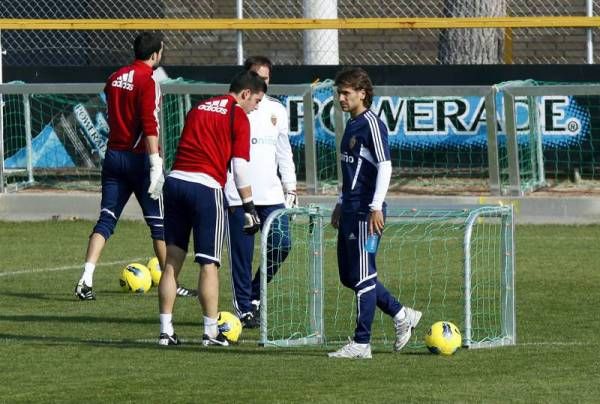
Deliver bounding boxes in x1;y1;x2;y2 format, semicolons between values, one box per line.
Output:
271;114;277;126
349;136;357;150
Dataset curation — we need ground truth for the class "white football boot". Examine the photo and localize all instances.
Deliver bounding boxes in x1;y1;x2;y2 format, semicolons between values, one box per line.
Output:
328;338;372;359
394;306;422;352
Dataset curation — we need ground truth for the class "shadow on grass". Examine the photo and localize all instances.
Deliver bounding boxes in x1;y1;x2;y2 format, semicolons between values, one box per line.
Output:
0;290;174;302
0;291;76;302
0;332;331;357
0;314;198;327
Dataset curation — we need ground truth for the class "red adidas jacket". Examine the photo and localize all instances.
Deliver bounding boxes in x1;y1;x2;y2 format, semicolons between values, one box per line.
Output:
104;60;160;153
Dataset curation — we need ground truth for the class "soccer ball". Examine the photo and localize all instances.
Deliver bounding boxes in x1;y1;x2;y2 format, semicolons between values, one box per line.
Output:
146;256;162;286
424;321;462;356
119;263;152;293
217;311;243;343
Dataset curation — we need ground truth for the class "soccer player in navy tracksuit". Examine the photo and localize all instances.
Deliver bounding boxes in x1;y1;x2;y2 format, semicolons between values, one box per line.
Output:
75;32;194;300
224;56;297;329
157;71;266;347
328;68;422;359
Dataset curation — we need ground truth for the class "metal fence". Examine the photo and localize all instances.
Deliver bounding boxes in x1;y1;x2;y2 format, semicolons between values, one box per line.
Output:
3;81;600;196
1;0;599;66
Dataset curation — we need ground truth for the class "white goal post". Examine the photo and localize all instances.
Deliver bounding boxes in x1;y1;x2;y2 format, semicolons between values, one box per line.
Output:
258;204;516;350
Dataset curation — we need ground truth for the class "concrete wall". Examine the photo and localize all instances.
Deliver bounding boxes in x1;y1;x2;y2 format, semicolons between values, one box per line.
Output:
3;192;600;224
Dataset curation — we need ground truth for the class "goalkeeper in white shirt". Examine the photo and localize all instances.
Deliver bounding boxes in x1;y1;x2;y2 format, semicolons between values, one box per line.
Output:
224;56;297;328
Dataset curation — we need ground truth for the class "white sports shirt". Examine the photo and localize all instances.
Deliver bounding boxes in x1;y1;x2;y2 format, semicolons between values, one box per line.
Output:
224;95;297;206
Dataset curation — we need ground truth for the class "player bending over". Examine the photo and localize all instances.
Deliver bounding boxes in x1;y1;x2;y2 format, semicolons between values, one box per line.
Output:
157;71;265;346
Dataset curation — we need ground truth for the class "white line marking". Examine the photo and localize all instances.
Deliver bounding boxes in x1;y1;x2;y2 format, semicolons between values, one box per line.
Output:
0;252;197;278
0;258;145;278
520;341;590;346
0;337;589;348
0;337;262;345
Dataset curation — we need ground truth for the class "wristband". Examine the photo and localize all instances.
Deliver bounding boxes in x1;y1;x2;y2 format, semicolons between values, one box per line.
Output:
242;201;256;213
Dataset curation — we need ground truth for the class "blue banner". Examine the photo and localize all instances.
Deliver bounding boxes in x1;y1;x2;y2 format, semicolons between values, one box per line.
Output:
279;88;591;151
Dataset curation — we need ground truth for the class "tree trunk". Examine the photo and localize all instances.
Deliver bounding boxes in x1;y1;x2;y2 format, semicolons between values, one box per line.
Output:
438;0;507;64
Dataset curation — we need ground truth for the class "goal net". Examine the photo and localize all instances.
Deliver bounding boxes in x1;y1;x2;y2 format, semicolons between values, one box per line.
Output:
259;205;515;350
500;81;600;195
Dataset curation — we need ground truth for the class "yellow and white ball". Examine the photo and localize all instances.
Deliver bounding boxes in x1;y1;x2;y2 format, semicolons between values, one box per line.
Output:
119;263;152;293
146;256;162;287
424;321;462;356
218;311;243;343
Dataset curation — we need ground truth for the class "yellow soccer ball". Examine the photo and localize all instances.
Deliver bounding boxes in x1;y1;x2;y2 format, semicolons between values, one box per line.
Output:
119;263;152;293
424;321;462;356
218;311;242;343
146;257;162;286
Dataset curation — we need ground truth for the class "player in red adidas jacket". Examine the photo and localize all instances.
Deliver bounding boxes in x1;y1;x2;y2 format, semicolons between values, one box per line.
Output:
75;32;194;300
157;71;266;346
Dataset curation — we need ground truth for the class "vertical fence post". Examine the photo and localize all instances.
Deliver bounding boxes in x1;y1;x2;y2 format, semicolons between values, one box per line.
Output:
587;0;594;64
503;90;522;196
0;32;4;193
0;91;4;193
303;85;317;193
0;92;4;193
23;93;34;184
236;0;244;65
184;94;191;113
528;96;546;188
485;88;501;195
177;95;185;133
333;89;344;193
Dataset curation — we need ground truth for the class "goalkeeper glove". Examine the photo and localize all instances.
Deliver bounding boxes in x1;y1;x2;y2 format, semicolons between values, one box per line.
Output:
242;201;261;235
284;190;298;209
148;153;165;200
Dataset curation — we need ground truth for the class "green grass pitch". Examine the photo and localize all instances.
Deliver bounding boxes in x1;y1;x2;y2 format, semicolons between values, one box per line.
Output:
1;220;599;402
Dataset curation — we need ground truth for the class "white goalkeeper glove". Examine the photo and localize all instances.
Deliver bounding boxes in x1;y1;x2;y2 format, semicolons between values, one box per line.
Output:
242;201;261;235
148;153;164;200
284;190;298;209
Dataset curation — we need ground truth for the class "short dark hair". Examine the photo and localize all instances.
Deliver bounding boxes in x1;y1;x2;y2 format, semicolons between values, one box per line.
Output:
229;70;268;94
243;56;272;74
334;67;374;108
133;32;164;61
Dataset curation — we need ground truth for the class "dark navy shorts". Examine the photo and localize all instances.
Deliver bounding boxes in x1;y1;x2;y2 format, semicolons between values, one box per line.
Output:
94;149;163;240
164;177;225;266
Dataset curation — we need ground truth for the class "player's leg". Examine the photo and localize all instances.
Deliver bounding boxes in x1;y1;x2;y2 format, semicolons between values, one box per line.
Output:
199;262;227;346
227;206;257;327
188;185;229;346
158;244;186;346
250;204;290;312
76;149;132;300
133;163;195;298
152;239;166;271
367;254;422;351
328;211;373;359
351;217;378;344
368;205;422;352
158;177;192;345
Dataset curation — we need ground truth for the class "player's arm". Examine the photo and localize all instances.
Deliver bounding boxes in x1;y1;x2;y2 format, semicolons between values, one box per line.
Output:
274;105;298;208
139;78;163;200
139;76;161;142
368;119;392;235
232;157;260;235
231;107;260;234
